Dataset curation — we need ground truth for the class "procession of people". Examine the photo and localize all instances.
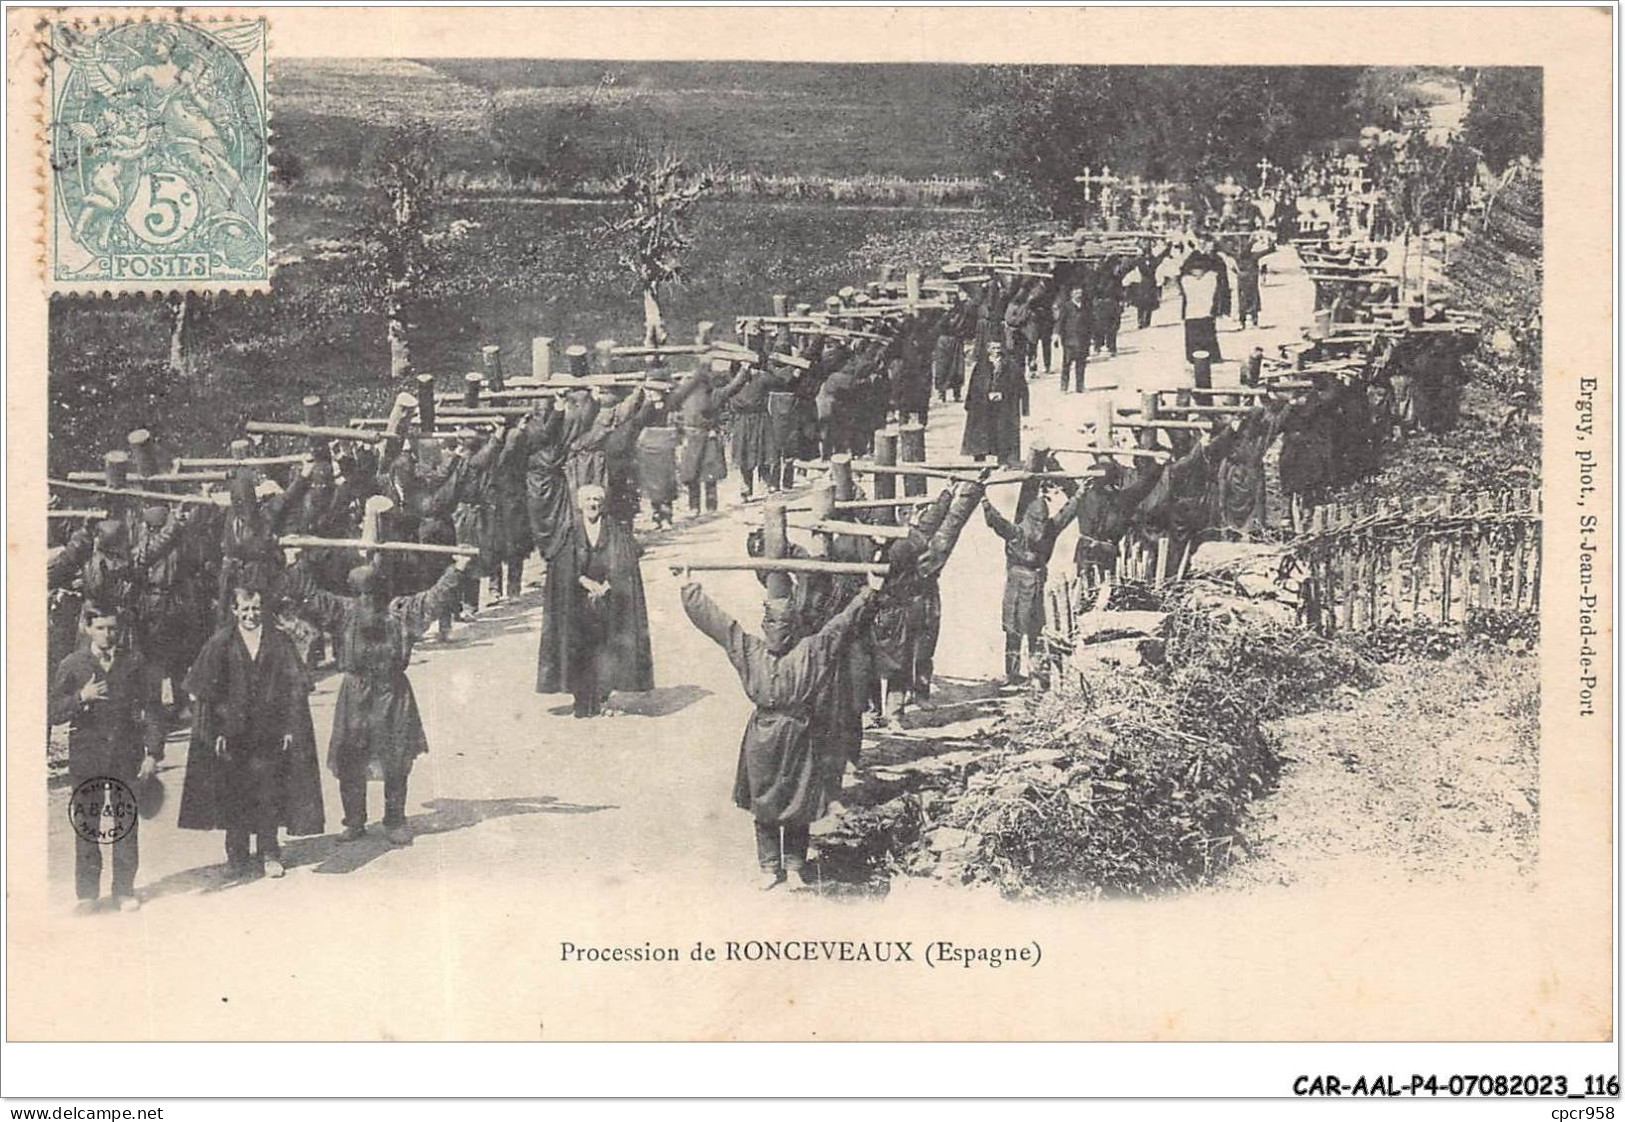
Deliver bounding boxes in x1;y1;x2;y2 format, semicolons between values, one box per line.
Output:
47;142;1478;904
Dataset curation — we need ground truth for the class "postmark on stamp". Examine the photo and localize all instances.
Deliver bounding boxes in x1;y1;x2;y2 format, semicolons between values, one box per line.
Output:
67;776;138;845
44;15;270;293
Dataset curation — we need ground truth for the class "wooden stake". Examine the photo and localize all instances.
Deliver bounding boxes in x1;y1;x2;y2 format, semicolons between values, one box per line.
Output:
872;431;898;524
484;345;507;391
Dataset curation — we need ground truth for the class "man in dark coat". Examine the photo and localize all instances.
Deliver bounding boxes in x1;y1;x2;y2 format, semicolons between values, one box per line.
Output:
1055;285;1093;393
961;337;1023;466
277;551;471;846
178;584;324;880
1128;242;1172;330
680;568;881;890
49;602;166;912
536;484;654;717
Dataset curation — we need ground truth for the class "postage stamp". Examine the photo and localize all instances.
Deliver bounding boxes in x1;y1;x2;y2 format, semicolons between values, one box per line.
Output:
43;15;270;293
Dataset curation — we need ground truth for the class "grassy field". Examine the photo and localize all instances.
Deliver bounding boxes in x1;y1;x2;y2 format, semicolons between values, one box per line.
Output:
49;57;1019;472
275;58;984;187
48;195;1022;472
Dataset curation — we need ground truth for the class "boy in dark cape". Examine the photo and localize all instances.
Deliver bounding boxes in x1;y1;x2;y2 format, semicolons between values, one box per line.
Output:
178;583;324;879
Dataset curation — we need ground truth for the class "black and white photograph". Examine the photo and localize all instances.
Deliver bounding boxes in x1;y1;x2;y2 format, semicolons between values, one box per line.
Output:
3;3;1613;1101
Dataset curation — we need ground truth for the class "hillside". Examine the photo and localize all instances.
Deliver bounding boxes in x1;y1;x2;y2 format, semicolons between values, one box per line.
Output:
273;58;984;186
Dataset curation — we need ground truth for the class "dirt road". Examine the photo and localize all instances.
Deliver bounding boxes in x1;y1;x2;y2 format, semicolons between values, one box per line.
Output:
28;252;1345;1041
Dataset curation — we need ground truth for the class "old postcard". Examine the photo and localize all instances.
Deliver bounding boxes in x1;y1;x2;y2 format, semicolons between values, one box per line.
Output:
3;3;1614;1097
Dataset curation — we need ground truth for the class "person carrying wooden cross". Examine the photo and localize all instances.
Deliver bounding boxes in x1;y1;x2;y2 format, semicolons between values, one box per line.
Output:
870;475;988;725
678;563;885;891
668;360;728;516
715;356;778;505
276;548;473;846
981;448;1085;689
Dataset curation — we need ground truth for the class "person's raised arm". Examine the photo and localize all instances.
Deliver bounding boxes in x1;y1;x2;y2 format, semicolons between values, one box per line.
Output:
274;552;352;633
390;556;473;633
678;577;757;681
981;496;1016;542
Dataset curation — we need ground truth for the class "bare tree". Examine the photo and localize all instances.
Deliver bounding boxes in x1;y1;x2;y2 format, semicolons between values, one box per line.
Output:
360;121;447;380
600;151;713;345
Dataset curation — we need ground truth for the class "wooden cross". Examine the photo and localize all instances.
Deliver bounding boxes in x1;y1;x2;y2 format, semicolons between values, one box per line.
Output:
279;495;479;558
1074;165;1118;202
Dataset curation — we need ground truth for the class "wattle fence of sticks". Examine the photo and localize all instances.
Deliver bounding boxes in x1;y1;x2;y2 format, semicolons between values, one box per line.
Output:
1285;490;1541;633
1040;488;1542;667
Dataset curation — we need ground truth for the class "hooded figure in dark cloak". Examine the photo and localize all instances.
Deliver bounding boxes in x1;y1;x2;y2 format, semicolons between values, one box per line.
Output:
680;570;881;890
868;478;986;722
216;462;311;626
519;397;593;567
982;468;1083;688
1064;457;1168;584
276;551;471;846
178;583;324;880
536;484;654;717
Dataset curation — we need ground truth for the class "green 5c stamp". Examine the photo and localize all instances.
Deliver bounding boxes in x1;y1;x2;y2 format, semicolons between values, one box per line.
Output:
46;16;270;292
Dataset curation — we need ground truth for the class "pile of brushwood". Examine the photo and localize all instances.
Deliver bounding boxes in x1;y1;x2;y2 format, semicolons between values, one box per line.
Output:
1356;607;1539;664
821;581;1378;899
